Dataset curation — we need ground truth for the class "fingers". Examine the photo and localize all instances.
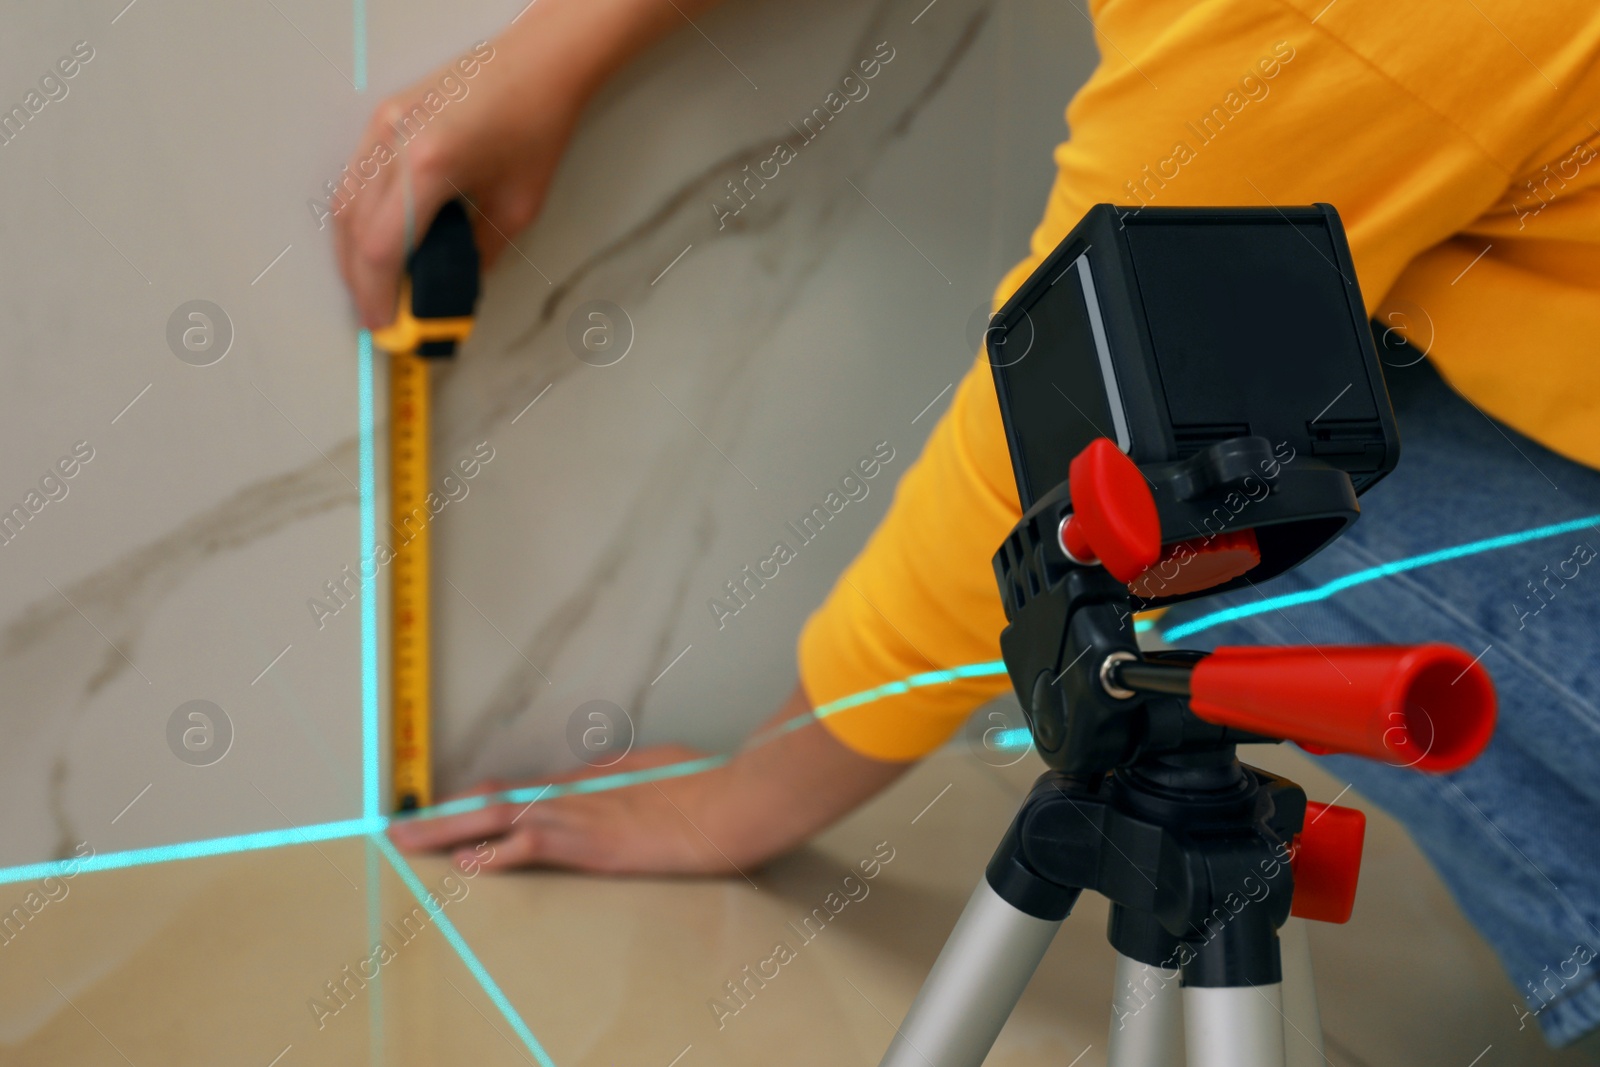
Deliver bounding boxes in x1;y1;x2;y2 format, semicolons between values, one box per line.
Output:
389;747;730;874
332;101;458;328
387;782;515;852
330;52;566;326
331;110;401;324
455;810;597;873
344;176;409;329
460;800;710;876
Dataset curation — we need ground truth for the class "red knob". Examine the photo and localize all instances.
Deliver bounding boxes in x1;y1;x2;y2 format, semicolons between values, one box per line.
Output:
1127;528;1262;600
1188;644;1497;773
1060;438;1161;583
1290;801;1366;924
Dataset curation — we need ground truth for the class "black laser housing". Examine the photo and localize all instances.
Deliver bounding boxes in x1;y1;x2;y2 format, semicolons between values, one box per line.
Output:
986;203;1399;608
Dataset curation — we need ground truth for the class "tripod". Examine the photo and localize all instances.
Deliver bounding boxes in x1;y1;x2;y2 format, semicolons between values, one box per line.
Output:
882;751;1344;1067
876;439;1498;1067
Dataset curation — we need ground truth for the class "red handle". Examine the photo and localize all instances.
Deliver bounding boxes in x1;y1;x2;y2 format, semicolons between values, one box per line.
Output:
1188;644;1496;773
1290;801;1366;924
1061;438;1161;583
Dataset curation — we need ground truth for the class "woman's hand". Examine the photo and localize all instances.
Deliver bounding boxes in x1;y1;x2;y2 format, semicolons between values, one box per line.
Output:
331;25;586;328
331;0;728;328
387;684;914;876
387;744;753;876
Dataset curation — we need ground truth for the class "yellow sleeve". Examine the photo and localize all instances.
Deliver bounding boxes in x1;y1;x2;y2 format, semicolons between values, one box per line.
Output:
800;0;1562;761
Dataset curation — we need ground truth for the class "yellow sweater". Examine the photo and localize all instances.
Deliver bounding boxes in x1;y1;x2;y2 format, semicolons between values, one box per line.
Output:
799;0;1600;760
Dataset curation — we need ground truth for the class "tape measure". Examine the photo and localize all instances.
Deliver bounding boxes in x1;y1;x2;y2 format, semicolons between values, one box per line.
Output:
371;199;480;811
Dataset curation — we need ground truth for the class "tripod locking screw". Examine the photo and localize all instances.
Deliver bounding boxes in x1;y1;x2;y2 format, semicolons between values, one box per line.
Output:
1290;801;1367;924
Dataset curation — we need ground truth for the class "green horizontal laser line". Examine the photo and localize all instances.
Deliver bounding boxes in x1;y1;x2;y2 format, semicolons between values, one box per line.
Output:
0;565;1157;887
810;660;1010;718
1165;511;1600;641
374;835;557;1067
397;754;734;823
25;500;1550;889
798;619;1153;723
394;623;1159;824
0;816;387;886
991;727;1034;751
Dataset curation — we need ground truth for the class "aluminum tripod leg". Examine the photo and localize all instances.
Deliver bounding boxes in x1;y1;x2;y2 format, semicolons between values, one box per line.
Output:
1107;954;1183;1067
1182;983;1287;1067
877;878;1062;1067
1279;918;1325;1067
1107;922;1321;1067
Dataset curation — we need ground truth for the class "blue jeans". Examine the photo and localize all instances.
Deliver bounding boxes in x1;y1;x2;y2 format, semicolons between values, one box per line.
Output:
1162;355;1600;1047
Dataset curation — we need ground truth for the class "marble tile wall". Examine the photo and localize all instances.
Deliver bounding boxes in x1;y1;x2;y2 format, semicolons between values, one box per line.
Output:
0;0;1097;865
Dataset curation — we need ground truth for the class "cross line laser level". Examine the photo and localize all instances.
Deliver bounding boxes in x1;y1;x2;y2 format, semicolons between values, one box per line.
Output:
877;205;1496;1067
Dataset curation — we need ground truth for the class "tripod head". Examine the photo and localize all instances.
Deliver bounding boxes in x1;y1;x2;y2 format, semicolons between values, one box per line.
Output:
984;204;1496;781
980;205;1495;942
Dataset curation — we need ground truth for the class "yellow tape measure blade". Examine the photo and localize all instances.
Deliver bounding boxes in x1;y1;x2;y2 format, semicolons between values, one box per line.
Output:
390;351;432;811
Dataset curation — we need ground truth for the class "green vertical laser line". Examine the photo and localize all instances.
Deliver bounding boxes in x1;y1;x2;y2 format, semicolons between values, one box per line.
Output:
354;15;375;1046
366;836;384;1067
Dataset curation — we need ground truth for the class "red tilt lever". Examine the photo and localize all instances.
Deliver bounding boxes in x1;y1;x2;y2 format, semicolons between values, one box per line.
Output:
1290;801;1366;924
1188;644;1498;773
1058;439;1161;583
1059;437;1261;596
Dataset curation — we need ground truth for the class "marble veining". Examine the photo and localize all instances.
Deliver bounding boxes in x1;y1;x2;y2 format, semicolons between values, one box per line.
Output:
1;0;1050;865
